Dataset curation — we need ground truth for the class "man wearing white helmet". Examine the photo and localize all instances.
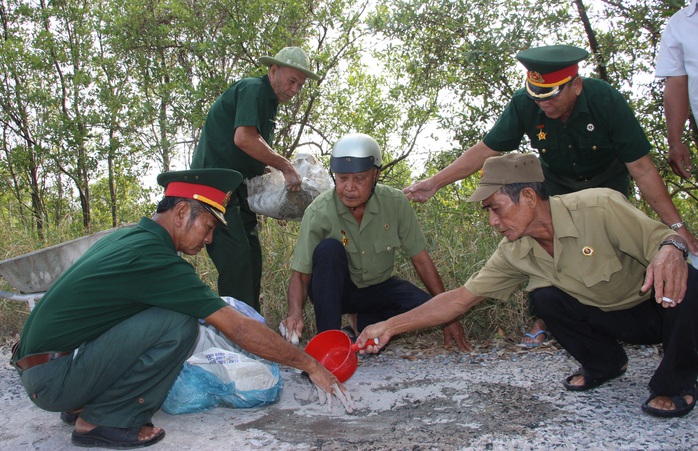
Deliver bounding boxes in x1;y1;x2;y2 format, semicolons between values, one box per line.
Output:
192;47;320;312
281;133;470;351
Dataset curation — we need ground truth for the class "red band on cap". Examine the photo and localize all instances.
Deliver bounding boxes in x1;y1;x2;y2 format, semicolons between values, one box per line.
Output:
165;182;227;213
528;64;579;87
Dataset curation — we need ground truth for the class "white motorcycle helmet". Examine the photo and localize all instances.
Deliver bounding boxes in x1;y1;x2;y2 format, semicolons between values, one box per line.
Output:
330;133;383;174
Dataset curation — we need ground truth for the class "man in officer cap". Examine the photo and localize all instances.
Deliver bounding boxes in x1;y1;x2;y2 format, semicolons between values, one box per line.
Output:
280;133;469;351
404;44;698;346
11;168;351;449
192;46;320;312
360;152;698;418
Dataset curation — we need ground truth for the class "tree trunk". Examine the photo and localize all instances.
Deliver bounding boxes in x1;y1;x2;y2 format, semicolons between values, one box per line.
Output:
573;0;609;82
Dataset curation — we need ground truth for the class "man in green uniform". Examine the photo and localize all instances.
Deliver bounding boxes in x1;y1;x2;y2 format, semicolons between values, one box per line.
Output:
280;133;468;350
191;47;320;312
11;168;351;449
359;153;698;418
404;44;698;345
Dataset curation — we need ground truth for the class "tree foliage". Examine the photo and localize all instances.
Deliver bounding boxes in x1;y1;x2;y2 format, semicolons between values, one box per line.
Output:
1;0;696;242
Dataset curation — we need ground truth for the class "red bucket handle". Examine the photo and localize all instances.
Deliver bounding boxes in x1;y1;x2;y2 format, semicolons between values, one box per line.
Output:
350;337;379;352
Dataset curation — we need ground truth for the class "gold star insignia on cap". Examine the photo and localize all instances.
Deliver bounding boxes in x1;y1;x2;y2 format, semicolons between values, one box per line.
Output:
529;71;545;84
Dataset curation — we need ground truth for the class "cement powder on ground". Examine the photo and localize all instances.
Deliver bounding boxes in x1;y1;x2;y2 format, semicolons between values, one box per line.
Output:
3;342;695;449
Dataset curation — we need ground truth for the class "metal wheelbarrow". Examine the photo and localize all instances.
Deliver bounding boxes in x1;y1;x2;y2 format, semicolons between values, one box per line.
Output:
0;224;135;309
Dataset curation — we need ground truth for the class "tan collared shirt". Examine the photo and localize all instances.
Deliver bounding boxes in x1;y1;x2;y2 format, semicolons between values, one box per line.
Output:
465;188;674;311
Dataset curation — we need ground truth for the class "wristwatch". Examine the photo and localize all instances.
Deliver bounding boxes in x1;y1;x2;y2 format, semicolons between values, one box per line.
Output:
658;239;688;259
669;221;686;231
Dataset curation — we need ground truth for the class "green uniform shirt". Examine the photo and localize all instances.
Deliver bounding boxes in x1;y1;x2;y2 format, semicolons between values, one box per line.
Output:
16;218;227;359
465;188;674;311
191;75;278;179
483;78;650;193
291;184;427;288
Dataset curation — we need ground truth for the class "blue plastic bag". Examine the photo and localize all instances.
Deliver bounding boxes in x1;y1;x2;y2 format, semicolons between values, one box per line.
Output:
162;361;283;414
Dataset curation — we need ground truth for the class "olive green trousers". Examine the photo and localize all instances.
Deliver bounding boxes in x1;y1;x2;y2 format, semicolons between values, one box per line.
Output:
17;307;198;428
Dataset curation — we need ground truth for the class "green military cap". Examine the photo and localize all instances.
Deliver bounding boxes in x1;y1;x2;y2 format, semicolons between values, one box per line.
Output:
467;153;544;202
516;45;589;100
259;46;320;81
157;169;243;225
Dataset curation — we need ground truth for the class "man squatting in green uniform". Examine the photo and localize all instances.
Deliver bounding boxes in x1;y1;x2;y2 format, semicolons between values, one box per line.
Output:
10;169;351;449
191;47;319;312
403;44;698;346
280;133;468;349
359;152;698;418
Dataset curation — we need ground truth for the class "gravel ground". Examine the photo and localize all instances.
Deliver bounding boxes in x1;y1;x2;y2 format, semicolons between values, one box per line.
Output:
1;340;695;450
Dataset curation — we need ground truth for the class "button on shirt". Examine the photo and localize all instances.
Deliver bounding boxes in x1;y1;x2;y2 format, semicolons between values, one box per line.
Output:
483;78;650;183
291;184;427;288
465;188;674;311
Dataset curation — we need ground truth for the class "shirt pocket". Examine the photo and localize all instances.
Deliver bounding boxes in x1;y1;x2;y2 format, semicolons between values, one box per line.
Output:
530;133;565;170
580;253;625;297
370;237;401;273
343;240;358;255
373;236;400;254
577;131;613;155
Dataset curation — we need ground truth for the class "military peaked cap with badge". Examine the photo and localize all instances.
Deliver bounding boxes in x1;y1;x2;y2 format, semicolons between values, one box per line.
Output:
467;153;544;202
259;46;320;81
157;169;243;226
516;45;589;100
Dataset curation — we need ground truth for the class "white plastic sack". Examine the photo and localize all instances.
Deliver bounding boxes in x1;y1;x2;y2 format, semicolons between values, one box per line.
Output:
246;153;332;221
189;325;278;391
188;346;278;391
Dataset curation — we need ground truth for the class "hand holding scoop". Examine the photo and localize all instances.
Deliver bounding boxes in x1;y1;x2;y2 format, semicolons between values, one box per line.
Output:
305;330;379;382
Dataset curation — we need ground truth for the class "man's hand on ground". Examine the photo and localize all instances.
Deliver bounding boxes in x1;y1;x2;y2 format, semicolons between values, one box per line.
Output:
315;383;354;413
442;319;472;352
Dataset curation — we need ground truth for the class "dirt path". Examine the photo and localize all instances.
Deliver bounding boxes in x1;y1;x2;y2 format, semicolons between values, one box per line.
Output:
1;341;695;450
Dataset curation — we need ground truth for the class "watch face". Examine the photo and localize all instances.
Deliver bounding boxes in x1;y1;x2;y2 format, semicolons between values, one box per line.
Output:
660;239;688;258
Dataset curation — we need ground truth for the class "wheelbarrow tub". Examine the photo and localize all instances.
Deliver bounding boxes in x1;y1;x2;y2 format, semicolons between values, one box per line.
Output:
0;224;134;294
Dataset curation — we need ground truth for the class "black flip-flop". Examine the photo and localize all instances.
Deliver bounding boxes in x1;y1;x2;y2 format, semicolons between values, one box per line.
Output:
71;424;165;449
641;390;697;418
562;366;627;392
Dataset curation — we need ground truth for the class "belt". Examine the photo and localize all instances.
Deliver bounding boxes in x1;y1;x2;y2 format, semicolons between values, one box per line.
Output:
13;351;71;372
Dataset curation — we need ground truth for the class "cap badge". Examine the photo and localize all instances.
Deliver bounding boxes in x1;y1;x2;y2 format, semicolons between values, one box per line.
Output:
528;71;545;84
222;191;232;207
582;246;594;256
587;123;595;132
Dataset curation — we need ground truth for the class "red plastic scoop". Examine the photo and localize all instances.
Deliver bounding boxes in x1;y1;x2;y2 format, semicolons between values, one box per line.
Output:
305;329;377;382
